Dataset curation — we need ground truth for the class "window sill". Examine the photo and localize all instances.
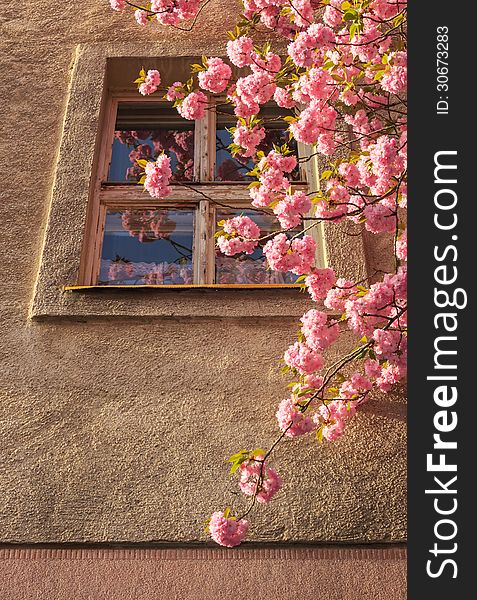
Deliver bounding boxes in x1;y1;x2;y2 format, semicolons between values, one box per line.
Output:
64;284;301;291
30;284;313;320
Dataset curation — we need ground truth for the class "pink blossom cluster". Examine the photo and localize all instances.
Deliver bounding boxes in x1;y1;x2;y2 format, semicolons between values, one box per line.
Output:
233;124;266;158
208;511;249;548
250;51;281;77
372;0;405;20
138;70;161;96
241;0;298;37
339;373;372;400
314;400;358;442
274;190;311;229
276;397;316;437
289;102;337;152
263;234;316;275
166;81;186;102
134;9;148;25
217;215;260;256
238;456;282;503
313;134;406;233
293;68;334;103
283;341;324;375
227;36;254;67
345;267;407;337
323;0;342;27
288;24;335;67
109;0;125;11
324;279;358;311
273;86;296;108
198;57;232;94
249;149;302;222
177;91;208;120
151;0;201;26
223;215;260;239
300;309;339;352
305;268;337;301
248;149;302;224
262;150;297;174
143;154;172;198
381;62;407;95
233;71;277;117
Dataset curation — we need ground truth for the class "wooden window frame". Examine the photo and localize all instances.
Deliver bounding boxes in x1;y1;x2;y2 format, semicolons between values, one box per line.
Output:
78;92;324;288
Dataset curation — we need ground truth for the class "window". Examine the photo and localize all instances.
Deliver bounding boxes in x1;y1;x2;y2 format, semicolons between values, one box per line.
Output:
80;93;317;287
30;47;366;319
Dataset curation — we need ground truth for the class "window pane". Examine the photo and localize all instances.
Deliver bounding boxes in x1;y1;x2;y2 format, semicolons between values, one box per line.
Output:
99;209;194;285
215;209;300;284
215;104;301;182
108;102;195;183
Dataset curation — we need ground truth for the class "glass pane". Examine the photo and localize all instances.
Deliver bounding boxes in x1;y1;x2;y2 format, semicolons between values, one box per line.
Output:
108;102;195;183
99;209;194;285
215;104;301;182
215;209;301;284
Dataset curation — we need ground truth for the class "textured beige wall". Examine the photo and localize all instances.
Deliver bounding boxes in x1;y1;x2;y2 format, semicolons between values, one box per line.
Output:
0;0;405;546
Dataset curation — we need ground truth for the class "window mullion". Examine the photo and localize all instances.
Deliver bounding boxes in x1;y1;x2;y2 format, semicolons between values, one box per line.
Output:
200;99;216;182
195;200;210;284
193;119;202;182
205;202;216;284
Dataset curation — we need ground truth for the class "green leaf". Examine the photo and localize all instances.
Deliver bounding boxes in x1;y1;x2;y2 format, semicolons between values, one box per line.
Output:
316;424;324;444
250;448;265;458
349;23;359;38
223;507;231;519
393;12;405;27
136;159;149;168
343;9;359;21
297;387;315;397
321;170;333;180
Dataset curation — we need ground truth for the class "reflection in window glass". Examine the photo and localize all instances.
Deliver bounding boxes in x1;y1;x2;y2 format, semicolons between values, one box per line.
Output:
108;102;195;183
215;104;301;182
99;209;194;285
215;209;300;284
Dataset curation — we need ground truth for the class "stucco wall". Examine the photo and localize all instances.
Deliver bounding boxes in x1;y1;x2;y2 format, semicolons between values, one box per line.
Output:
0;0;405;546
